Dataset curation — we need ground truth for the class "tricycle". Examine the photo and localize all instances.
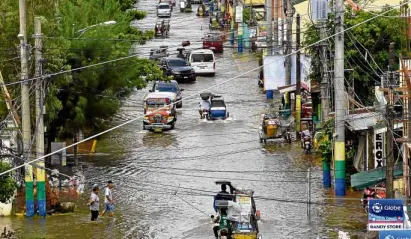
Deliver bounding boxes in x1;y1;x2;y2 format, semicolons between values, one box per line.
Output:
154;20;170;36
149;45;169;60
199;92;229;120
258;112;293;144
212;181;262;239
179;0;193;12
196;4;209;16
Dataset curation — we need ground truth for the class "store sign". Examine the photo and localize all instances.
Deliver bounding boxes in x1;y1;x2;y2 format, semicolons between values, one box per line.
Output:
235;6;243;23
374;132;384;168
368;199;404;231
379;230;411;239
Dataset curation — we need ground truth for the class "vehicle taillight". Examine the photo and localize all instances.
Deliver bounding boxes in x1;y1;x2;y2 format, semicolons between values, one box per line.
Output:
213;62;215;69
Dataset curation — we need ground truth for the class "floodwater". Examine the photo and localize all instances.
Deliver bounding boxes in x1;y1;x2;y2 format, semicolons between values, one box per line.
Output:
0;1;367;238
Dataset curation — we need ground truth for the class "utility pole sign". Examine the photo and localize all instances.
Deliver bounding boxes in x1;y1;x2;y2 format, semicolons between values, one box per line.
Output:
236;6;243;23
374;131;385;168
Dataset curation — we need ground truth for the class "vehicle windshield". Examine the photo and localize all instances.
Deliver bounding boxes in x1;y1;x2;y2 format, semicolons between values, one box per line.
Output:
156;84;178;93
145;98;173;110
159;4;170;9
191;54;213;62
167;59;188;67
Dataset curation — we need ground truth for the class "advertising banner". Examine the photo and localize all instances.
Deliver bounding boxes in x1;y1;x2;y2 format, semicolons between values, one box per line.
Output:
368;199;404;231
379;230;411;239
374;131;385;168
235;6;243;23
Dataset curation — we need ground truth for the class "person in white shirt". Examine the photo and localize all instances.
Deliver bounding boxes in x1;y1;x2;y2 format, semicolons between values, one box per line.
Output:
87;184;100;221
101;180;114;217
199;99;211;117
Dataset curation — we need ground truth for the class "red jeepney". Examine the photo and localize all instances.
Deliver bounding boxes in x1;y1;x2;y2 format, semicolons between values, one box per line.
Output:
202;33;223;53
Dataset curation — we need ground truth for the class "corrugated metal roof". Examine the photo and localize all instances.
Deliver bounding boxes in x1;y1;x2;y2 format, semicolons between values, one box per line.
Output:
345;112;377;131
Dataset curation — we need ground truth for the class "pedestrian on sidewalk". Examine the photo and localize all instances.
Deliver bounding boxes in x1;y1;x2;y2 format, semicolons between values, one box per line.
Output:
87;184;100;221
101;180;115;217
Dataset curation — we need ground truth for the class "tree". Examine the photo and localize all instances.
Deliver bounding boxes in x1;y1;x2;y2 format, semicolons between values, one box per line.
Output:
302;7;406;105
0;0;164;143
0;162;16;203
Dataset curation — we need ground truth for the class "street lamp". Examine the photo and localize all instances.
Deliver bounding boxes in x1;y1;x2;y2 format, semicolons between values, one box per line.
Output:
76;20;117;38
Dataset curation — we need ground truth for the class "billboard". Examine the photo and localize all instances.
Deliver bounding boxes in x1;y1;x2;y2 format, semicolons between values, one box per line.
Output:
368;199;404;231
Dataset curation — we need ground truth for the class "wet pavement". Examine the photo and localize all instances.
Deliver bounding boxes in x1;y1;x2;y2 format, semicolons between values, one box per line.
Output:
0;1;367;238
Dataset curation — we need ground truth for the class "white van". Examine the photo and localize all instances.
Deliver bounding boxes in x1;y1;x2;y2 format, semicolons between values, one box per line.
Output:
188;49;215;75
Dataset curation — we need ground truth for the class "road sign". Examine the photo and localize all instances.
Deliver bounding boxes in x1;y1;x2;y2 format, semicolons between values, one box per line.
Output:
379;230;411;239
368;199;404;231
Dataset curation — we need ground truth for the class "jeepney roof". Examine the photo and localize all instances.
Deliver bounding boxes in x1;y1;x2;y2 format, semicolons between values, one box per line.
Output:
144;91;177;100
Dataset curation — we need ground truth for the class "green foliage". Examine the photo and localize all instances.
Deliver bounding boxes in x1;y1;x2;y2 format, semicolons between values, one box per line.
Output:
0;0;164;139
303;7;406;105
127;10;147;20
318;118;334;163
243;8;251;23
0;162;16;203
118;0;137;11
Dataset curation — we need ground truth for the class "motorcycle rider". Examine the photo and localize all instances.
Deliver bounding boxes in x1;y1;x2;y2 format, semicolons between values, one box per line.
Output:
301;129;312;148
199;98;211;118
362;187;380;211
211;208;231;239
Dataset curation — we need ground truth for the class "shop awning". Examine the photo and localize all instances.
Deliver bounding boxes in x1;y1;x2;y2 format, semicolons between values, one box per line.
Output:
350;163;403;190
278;83;309;93
345;112;376;131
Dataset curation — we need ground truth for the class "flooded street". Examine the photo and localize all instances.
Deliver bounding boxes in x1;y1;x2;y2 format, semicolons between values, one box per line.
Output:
0;1;367;238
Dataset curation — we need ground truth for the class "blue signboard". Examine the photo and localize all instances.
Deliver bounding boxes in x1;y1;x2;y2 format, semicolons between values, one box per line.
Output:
379;230;411;239
368;199;404;231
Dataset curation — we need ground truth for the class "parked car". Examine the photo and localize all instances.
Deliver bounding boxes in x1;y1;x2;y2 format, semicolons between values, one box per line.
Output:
187;49;215;75
159;57;196;82
157;2;171;17
202;32;223;53
151;80;184;108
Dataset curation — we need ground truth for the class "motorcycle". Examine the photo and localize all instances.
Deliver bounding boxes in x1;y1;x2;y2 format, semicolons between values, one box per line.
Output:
361;187;380;213
200;109;209;119
302;132;312;154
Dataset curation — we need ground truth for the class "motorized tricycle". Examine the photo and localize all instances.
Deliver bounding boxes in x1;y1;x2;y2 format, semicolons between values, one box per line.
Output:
179;0;193;12
199;92;229;120
196;4;209;16
149;45;169;60
259;112;292;144
154;20;170;36
212;181;262;239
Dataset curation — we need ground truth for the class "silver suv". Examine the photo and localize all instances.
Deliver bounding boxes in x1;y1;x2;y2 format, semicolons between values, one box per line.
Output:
157;3;171;17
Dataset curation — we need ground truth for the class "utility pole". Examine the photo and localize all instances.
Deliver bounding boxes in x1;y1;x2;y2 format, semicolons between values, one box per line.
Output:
34;16;46;217
386;42;396;199
319;23;329;124
296;14;301;134
284;0;294;109
273;0;278;54
280;19;284;53
334;0;346;196
266;0;273;55
19;0;34;217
